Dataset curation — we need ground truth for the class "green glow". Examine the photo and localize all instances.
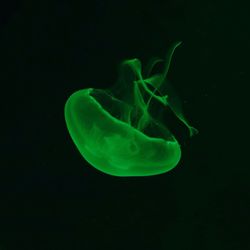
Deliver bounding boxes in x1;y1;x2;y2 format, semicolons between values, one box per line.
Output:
64;42;198;177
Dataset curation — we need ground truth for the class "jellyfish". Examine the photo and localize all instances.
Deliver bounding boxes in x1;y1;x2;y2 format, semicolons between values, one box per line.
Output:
64;41;198;177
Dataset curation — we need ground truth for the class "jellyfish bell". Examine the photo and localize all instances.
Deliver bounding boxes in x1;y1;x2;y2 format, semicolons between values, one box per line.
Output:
65;88;181;176
64;42;198;177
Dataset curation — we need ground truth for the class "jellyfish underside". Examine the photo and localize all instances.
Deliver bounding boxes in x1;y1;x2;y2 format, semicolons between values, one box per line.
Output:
64;42;198;177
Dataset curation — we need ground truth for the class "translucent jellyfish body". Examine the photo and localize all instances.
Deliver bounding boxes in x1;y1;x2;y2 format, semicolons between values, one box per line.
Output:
65;42;198;177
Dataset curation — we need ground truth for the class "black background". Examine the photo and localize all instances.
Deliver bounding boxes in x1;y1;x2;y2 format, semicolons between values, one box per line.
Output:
0;0;249;249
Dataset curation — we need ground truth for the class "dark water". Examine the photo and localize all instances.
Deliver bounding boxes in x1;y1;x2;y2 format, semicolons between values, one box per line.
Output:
0;0;248;249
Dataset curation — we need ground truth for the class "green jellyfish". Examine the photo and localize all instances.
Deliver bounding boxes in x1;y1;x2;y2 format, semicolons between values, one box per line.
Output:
64;41;198;177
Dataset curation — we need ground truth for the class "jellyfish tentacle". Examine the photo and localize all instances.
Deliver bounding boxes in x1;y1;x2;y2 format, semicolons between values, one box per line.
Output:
144;57;164;78
161;41;182;81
